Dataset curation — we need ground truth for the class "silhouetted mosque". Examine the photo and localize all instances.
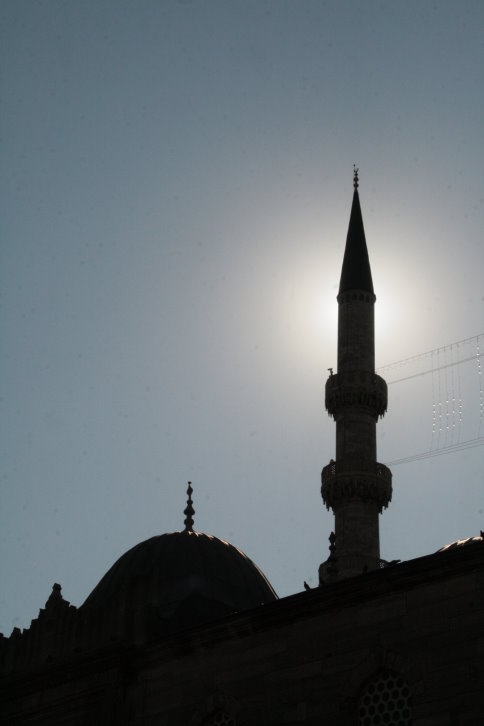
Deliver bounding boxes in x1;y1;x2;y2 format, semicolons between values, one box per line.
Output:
1;172;483;724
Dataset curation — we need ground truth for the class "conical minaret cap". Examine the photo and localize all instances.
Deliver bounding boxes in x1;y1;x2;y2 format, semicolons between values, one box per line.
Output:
338;171;374;296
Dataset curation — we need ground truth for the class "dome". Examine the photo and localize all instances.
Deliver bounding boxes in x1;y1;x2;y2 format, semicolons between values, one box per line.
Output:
81;530;277;639
437;534;483;552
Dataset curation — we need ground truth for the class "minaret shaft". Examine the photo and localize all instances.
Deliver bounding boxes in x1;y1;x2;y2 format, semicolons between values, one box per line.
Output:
337;296;375;373
333;500;381;569
336;411;376;461
320;173;392;582
336;294;377;462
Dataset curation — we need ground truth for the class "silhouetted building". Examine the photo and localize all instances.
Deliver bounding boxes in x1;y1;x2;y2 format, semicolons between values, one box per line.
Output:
1;173;483;725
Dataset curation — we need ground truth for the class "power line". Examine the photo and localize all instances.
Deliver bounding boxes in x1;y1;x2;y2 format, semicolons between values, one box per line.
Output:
377;333;483;373
373;335;484;466
385;355;477;386
385;437;484;467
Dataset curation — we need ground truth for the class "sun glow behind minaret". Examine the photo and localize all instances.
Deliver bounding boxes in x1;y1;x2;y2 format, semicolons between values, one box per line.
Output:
373;281;398;358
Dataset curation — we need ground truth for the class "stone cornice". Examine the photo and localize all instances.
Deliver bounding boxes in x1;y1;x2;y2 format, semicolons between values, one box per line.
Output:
337;290;376;305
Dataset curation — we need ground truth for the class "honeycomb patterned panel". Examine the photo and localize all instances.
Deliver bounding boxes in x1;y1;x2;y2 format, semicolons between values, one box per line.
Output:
205;713;235;726
358;670;412;726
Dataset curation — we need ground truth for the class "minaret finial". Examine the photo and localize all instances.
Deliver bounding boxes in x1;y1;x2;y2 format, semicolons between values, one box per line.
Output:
183;481;195;532
353;164;359;190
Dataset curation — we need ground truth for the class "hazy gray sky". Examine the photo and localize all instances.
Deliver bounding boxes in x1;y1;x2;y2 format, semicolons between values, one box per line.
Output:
1;1;483;635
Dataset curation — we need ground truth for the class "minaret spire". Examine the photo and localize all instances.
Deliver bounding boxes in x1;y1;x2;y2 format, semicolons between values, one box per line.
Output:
319;172;392;582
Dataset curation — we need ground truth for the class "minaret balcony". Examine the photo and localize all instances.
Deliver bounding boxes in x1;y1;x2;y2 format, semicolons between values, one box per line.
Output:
321;459;392;513
325;371;387;418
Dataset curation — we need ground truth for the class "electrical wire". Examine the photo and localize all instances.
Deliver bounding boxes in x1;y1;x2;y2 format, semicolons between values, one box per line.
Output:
385;437;484;467
382;355;477;386
377;333;483;372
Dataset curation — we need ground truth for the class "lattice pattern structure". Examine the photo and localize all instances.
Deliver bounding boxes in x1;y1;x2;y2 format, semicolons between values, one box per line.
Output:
203;712;236;726
358;670;412;726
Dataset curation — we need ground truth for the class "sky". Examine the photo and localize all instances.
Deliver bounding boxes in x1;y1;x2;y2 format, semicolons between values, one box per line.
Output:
0;0;483;636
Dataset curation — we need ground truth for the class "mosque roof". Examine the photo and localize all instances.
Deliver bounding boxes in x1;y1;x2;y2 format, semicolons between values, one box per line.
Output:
81;529;277;638
437;534;484;552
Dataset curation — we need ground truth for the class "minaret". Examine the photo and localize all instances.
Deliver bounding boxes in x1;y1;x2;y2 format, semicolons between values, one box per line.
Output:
319;169;392;582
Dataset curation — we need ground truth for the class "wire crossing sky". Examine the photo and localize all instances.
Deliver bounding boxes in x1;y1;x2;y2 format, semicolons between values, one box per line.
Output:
379;334;484;457
0;1;483;636
378;334;484;377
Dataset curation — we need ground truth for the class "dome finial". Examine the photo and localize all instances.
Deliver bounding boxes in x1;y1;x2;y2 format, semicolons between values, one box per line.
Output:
183;481;195;532
353;164;359;191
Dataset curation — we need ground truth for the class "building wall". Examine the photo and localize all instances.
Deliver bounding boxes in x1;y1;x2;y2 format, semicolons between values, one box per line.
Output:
1;545;483;725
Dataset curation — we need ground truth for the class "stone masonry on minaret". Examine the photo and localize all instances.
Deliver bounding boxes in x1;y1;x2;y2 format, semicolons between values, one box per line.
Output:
320;169;392;582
